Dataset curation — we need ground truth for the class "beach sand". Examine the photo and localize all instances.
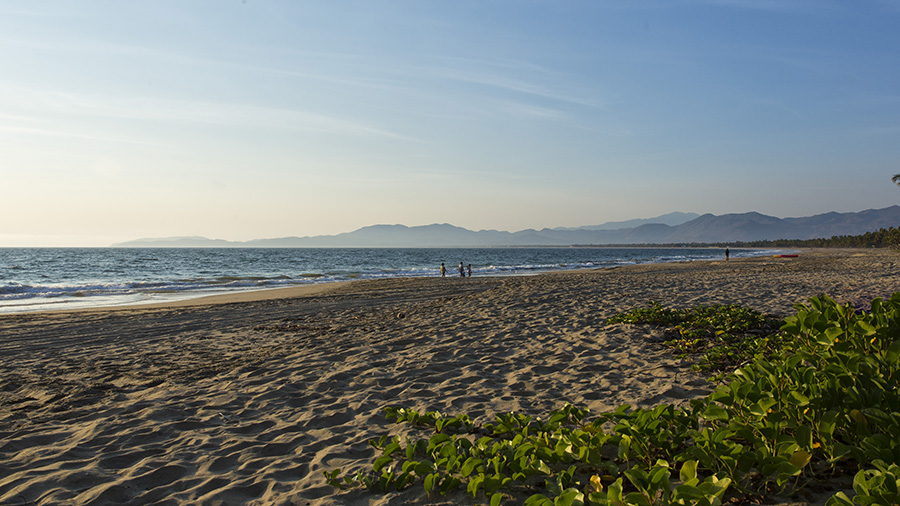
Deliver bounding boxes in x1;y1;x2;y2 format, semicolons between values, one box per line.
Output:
1;249;898;505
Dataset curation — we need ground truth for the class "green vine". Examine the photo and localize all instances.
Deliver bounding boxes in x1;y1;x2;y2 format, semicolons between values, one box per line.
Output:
326;293;900;506
607;302;783;371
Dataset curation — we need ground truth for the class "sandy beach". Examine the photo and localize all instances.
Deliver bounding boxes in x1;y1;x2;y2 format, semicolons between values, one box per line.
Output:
1;249;898;506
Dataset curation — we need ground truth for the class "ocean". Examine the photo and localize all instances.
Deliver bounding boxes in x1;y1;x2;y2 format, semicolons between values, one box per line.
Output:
0;247;777;313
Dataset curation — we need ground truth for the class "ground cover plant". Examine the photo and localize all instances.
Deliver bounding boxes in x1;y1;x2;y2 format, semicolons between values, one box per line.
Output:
326;293;900;506
605;303;782;371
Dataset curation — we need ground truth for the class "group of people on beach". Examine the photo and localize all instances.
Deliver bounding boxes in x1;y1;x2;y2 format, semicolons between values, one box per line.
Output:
440;249;730;278
440;262;472;278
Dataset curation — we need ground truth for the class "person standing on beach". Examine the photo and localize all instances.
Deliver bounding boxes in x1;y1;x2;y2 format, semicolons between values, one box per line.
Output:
725;247;730;261
467;264;472;277
459;262;465;277
440;263;446;277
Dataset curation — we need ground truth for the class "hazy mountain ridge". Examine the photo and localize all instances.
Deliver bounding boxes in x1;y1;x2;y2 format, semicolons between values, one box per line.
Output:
552;212;700;231
112;206;900;247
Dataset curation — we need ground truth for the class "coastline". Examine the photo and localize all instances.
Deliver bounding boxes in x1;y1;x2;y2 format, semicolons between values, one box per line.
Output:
1;248;897;505
0;246;775;315
56;281;358;313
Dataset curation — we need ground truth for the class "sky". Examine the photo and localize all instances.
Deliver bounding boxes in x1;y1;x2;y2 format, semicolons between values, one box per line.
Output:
2;1;900;246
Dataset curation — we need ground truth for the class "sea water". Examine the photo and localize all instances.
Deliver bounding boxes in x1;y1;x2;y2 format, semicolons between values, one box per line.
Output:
0;247;777;313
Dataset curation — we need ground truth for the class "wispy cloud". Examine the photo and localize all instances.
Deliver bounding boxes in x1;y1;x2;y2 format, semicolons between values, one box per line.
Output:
0;86;418;142
430;56;606;109
128;52;592;127
0;123;163;145
5;20;594;130
0;6;61;17
227;54;585;124
496;101;569;120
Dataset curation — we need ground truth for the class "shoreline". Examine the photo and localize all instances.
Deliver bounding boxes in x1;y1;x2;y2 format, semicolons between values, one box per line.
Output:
1;246;783;316
1;248;897;505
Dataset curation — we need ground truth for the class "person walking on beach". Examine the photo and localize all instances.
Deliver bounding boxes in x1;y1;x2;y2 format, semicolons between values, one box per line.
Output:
440;263;446;277
467;264;472;277
459;262;465;277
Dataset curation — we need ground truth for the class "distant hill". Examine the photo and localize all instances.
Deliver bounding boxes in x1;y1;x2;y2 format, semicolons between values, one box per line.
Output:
112;206;900;247
553;212;700;231
113;236;237;247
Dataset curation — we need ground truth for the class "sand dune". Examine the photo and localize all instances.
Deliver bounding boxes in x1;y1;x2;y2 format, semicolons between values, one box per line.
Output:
1;249;898;505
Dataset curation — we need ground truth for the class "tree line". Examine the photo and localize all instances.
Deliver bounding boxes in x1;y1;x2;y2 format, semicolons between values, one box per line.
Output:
725;226;900;249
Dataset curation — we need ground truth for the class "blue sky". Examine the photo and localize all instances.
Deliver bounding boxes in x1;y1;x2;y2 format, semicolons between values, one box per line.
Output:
2;1;899;246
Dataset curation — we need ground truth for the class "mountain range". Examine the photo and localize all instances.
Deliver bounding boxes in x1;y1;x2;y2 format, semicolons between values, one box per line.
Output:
113;207;900;248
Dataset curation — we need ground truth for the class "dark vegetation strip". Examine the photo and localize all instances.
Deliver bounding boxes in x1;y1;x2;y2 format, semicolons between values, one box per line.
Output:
570;227;900;249
715;226;900;249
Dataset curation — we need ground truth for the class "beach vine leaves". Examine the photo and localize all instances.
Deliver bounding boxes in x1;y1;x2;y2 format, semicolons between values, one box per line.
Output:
606;302;782;371
327;293;900;506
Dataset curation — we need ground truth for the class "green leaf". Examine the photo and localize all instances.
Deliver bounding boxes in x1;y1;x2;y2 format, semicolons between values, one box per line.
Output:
699;475;731;498
394;471;412;489
748;402;767;418
491;492;504;506
428;433;451;451
790;450;811;469
825;491;856;506
373;455;393;473
702;404;729;421
514;442;536;461
795;425;812;449
606;478;624;504
776;461;802;484
758;396;777;412
823;327;843;344
680;460;698;485
855;320;877;336
415;461;434;475
624;491;652;506
829;442;853;460
886;340;900;362
787;390;810;406
467;474;484;498
484;476;504;495
624;467;649;491
440;475;461;494
649;465;672;492
819;410;838;437
617;434;632;460
524;494;553;506
536;459;552;475
461;457;483;478
555;489;585;506
424;473;437;493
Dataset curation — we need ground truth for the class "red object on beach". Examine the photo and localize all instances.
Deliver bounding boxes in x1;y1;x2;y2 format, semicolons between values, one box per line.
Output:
774;254;799;258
